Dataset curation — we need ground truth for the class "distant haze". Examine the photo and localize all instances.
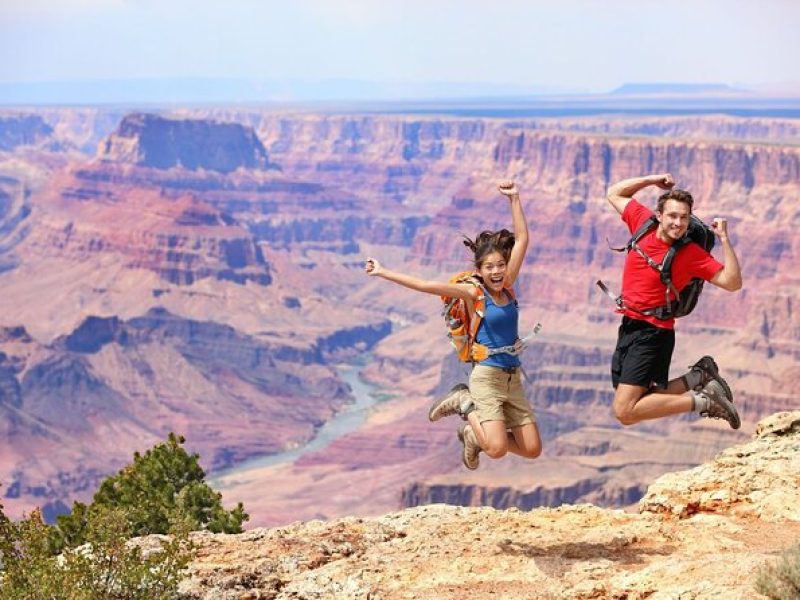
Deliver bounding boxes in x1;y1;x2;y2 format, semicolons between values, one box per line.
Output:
1;0;799;104
0;77;564;105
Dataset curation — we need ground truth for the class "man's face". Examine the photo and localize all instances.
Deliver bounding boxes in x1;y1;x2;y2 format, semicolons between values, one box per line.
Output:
656;199;690;242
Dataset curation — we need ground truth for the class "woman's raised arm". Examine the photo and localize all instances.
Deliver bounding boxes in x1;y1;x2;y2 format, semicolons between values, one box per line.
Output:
498;181;528;287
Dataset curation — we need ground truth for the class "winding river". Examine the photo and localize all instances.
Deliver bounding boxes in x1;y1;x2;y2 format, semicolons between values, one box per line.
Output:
210;362;381;483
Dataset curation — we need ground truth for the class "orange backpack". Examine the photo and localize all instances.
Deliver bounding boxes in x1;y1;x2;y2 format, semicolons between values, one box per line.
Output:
441;271;516;363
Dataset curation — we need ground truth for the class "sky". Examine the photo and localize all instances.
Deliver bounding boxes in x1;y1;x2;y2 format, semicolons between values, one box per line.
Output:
1;0;798;98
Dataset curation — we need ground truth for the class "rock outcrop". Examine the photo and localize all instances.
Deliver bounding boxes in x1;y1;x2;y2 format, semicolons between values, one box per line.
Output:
640;411;800;521
100;113;278;173
0;114;53;151
169;411;800;599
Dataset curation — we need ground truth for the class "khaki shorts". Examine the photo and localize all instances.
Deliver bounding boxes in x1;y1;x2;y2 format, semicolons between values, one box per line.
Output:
469;364;536;428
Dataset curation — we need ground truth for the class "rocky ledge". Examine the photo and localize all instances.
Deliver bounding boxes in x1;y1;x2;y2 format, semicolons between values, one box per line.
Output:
156;411;800;599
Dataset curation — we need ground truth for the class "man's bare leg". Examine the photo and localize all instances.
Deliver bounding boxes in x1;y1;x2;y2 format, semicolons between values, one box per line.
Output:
613;383;693;425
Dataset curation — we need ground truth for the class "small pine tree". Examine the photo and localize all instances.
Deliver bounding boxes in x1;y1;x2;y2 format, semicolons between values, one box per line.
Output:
51;432;248;551
755;542;800;600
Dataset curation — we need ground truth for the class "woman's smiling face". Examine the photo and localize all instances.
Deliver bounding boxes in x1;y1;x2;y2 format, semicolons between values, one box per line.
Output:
478;251;507;293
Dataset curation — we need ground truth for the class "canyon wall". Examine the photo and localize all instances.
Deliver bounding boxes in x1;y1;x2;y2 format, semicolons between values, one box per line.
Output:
0;107;797;524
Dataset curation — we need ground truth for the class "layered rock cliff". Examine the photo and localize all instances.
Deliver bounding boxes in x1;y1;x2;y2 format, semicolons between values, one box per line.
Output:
168;411;800;599
511;114;800;143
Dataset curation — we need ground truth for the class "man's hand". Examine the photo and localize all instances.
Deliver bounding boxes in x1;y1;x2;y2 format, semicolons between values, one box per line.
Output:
364;258;383;276
498;181;519;198
712;218;729;241
709;217;742;291
652;173;675;190
607;173;674;216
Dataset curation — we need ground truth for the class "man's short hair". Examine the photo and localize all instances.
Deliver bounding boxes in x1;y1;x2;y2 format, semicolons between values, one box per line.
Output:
657;189;694;214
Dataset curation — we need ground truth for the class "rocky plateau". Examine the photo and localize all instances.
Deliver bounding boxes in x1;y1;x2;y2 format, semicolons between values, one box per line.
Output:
153;411;800;599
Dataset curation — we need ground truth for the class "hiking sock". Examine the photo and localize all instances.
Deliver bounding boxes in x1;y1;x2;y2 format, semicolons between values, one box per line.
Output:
691;391;710;413
681;369;703;391
460;401;476;420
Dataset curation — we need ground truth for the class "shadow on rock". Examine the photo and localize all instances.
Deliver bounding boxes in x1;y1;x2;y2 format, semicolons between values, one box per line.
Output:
497;536;675;578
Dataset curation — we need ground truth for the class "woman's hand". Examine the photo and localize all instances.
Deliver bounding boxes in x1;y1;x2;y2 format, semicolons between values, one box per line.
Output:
498;181;519;198
364;257;383;276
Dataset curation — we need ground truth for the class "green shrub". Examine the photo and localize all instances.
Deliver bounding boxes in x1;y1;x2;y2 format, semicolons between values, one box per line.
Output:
0;507;193;600
51;432;248;551
0;507;66;597
755;542;800;600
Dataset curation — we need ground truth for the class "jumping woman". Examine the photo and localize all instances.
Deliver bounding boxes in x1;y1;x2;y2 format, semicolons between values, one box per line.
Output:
364;182;541;469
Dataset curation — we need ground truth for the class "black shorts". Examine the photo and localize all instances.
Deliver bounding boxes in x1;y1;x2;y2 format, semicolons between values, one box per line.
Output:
611;316;675;389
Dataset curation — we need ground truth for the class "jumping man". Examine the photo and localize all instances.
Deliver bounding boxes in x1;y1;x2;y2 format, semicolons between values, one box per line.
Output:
604;173;742;429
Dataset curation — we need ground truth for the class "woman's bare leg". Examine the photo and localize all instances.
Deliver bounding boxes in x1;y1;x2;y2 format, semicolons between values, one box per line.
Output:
466;414;509;459
507;422;542;459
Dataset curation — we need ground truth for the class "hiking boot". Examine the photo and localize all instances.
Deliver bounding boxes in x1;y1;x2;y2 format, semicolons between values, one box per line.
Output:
689;355;733;401
698;380;741;430
457;423;481;470
429;384;474;422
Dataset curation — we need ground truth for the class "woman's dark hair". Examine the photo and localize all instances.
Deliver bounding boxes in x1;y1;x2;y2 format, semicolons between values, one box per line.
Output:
657;189;694;214
463;229;515;268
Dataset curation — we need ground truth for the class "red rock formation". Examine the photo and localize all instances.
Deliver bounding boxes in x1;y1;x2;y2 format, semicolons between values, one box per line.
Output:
200;112;799;525
25;165;272;287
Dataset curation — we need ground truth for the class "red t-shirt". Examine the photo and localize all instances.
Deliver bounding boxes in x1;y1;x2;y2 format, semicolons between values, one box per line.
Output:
620;199;722;330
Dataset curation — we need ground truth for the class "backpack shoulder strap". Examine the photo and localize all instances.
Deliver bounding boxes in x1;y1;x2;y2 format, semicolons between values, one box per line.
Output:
608;215;658;252
657;237;693;314
631;215;659;245
659;236;691;285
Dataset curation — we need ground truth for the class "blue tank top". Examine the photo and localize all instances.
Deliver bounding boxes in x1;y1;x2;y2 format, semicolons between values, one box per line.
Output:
475;288;520;368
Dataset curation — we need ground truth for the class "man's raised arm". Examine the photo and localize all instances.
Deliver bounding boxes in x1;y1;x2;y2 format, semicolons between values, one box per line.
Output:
606;173;675;215
708;218;743;292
